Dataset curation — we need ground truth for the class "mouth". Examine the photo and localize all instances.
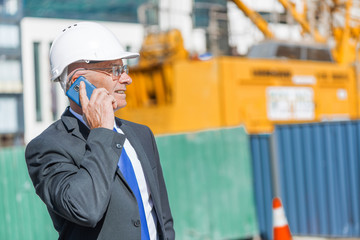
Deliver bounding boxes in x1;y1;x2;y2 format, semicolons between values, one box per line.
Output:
114;90;125;94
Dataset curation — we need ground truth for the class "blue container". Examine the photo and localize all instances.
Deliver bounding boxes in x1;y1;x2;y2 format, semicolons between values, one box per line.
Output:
250;134;274;240
250;120;360;239
274;121;360;237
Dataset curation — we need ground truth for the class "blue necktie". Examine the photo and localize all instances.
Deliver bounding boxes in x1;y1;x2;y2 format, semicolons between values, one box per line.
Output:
114;128;150;240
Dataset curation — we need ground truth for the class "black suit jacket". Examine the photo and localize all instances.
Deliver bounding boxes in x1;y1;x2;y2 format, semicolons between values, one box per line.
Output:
25;108;175;240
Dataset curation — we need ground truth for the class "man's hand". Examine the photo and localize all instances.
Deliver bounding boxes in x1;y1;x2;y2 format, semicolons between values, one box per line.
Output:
79;81;117;130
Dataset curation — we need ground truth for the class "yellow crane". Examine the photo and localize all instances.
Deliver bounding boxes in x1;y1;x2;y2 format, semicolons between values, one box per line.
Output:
275;0;360;64
115;0;360;134
277;0;327;43
232;0;360;64
230;0;275;39
330;0;360;64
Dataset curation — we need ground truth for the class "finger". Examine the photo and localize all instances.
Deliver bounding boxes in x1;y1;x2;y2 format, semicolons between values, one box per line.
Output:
103;93;115;104
79;81;89;108
102;93;115;106
111;96;117;109
88;88;108;105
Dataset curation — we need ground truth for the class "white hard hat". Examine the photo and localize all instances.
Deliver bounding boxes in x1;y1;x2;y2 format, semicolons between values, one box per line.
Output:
49;21;139;88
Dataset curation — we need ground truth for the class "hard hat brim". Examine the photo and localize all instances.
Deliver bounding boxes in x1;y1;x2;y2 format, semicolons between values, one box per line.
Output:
119;52;140;59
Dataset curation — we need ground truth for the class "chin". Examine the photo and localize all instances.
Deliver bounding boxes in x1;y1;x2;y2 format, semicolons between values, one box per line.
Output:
115;101;127;111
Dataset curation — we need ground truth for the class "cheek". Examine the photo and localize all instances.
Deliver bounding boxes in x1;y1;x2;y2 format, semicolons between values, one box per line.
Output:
81;74;99;87
86;75;111;89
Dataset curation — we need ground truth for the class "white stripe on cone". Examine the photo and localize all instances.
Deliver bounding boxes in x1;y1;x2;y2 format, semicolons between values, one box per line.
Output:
273;207;288;227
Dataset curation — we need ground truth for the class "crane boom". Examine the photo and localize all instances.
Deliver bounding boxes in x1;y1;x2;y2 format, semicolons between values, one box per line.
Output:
278;0;327;43
231;0;275;39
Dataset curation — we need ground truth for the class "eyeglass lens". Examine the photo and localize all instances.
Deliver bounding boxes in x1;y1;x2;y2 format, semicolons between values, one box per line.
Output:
113;65;129;76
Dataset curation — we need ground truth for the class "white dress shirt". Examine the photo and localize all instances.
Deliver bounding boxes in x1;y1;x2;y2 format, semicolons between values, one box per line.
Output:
69;108;158;240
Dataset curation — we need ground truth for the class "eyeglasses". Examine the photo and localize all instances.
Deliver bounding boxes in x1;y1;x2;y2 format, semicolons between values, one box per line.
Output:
85;65;129;77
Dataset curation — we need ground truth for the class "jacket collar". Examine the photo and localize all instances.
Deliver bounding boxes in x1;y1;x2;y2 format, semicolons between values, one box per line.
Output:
61;107;90;142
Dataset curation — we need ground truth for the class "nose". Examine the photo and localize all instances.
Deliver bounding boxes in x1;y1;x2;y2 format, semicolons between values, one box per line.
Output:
115;72;132;85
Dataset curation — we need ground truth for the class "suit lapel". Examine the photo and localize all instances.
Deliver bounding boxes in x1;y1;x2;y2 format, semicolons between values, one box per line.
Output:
118;120;163;226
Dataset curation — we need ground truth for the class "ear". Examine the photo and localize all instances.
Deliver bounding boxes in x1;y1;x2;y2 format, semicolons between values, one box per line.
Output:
70;75;77;84
68;69;85;84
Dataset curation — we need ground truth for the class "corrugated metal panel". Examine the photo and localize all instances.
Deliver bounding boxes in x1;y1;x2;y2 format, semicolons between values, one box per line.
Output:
156;127;258;240
0;146;57;240
274;121;360;237
250;134;274;240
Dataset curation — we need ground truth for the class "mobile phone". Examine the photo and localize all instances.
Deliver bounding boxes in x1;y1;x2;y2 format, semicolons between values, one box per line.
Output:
66;76;96;107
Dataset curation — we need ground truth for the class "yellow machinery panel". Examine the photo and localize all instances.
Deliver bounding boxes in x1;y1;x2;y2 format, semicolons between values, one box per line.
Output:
117;57;359;134
218;57;359;133
118;60;223;134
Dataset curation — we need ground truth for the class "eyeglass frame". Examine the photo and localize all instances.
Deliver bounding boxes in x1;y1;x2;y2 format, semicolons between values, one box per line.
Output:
67;64;129;83
84;64;129;77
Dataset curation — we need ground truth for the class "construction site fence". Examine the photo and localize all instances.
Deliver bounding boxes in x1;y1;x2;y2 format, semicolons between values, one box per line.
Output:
0;146;57;240
0;127;258;240
1;121;360;240
251;120;360;239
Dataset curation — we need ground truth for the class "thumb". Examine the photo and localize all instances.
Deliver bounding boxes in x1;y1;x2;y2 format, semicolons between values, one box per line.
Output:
79;81;89;108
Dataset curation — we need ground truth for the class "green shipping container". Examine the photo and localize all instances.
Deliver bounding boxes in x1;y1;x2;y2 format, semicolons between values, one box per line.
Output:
156;127;258;240
0;146;57;240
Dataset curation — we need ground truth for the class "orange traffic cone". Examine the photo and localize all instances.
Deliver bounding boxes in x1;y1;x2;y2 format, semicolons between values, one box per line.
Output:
273;197;292;240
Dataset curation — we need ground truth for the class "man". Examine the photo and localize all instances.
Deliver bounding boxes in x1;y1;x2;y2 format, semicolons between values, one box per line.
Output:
25;22;175;240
